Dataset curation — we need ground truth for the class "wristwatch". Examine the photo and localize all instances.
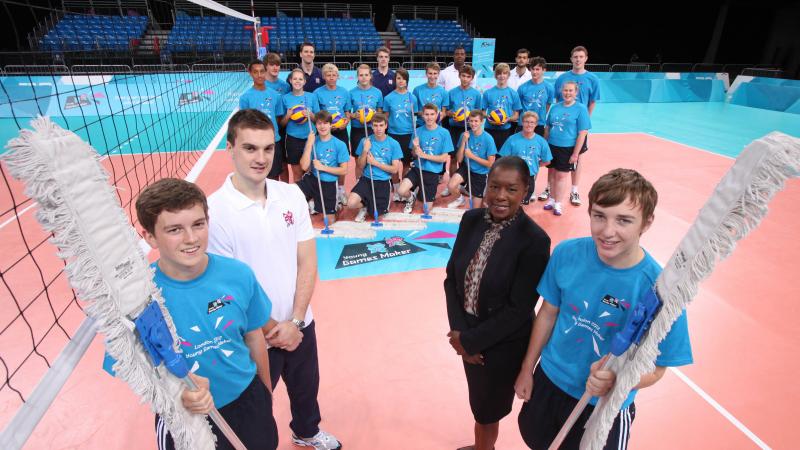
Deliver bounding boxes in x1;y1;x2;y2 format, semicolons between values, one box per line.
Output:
291;318;305;329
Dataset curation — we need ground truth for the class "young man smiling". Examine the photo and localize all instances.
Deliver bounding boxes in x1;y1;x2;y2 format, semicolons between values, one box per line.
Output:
514;169;692;450
207;109;342;450
135;177;278;450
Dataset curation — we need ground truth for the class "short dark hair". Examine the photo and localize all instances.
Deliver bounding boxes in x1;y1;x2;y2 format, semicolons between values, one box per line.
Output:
488;156;529;184
247;59;265;72
396;68;409;82
227;109;274;145
314;110;333;124
264;52;281;66
571;45;588;57
136;178;208;236
459;65;475;78
299;42;315;53
588;169;658;221
530;56;547;70
516;48;530;57
454;45;466;54
372;112;388;124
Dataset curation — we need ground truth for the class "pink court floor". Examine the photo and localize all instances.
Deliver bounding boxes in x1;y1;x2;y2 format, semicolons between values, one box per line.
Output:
2;132;797;449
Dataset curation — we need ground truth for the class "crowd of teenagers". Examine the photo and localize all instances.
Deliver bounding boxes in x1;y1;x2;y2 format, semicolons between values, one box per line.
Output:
239;43;601;221
126;41;692;450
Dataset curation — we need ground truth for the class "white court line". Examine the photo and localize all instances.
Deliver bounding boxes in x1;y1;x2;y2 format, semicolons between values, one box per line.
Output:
670;367;771;449
648;253;771;448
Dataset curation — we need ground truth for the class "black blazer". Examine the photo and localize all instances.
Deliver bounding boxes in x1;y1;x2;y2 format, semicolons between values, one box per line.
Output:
444;208;551;355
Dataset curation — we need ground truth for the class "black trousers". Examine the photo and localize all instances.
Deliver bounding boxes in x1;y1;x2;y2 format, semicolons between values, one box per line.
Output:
269;320;322;438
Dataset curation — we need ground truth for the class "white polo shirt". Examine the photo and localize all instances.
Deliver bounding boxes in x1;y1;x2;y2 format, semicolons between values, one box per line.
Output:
438;64;477;91
508;67;531;90
207;174;315;325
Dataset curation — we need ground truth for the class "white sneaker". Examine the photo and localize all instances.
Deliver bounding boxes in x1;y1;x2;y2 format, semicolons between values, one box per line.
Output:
403;196;415;214
447;195;465;209
441;187;450;197
355;207;367;222
393;191;402;202
308;199;317;215
337;191;347;206
292;429;342;450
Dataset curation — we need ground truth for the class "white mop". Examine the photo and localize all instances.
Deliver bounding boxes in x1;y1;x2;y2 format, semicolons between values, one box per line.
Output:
1;117;234;450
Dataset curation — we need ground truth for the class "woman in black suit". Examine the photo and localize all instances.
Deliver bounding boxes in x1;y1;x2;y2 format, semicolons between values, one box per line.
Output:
445;156;551;450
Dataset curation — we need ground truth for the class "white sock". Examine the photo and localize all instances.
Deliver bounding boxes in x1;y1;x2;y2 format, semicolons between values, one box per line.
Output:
554;201;562;209
545;198;555;206
571;186;578;194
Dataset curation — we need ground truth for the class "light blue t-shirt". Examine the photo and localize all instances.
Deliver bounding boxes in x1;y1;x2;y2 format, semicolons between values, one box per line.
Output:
282;92;320;139
448;86;483;127
538;238;693;409
554;70;601;106
313;85;352;117
265;78;291;96
413;84;450;127
456;131;497;175
239;86;286;142
310;136;349;182
349;86;385;129
482;86;522;131
411;125;453;173
499;132;552;176
517;80;555;124
102;253;271;409
383;91;417;135
546;102;592;148
355;135;403;181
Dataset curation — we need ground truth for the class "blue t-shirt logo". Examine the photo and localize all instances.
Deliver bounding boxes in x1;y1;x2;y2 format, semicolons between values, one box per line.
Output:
207;294;233;314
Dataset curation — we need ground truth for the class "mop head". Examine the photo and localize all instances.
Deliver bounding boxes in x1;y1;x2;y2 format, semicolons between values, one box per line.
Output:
1;117;215;450
326;208;464;239
581;132;800;449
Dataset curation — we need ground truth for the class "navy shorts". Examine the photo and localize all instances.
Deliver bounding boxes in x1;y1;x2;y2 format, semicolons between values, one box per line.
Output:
388;133;413;164
351;176;391;215
518;366;635;450
155;376;278;450
296;173;337;214
284;135;307;165
548;145;578;172
404;168;439;202
455;163;487;198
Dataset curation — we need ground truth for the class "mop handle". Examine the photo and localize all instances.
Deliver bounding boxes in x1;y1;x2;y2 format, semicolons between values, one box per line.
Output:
362;107;380;222
410;98;429;213
307;113;332;230
463;102;473;207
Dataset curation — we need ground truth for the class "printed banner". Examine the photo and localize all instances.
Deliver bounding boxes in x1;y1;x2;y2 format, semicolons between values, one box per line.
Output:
472;38;496;80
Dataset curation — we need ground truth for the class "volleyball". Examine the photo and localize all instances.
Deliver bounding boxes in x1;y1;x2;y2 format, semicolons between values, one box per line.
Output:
288;105;308;124
331;112;346;128
357;107;375;124
452;107;468;122
488;108;508;126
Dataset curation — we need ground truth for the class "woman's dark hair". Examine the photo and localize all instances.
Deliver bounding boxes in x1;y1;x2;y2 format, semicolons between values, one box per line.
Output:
488;156;529;184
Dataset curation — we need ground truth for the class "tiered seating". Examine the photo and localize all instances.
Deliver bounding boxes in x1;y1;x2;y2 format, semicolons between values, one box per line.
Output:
262;16;382;53
394;19;472;53
39;15;147;52
168;16;252;53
